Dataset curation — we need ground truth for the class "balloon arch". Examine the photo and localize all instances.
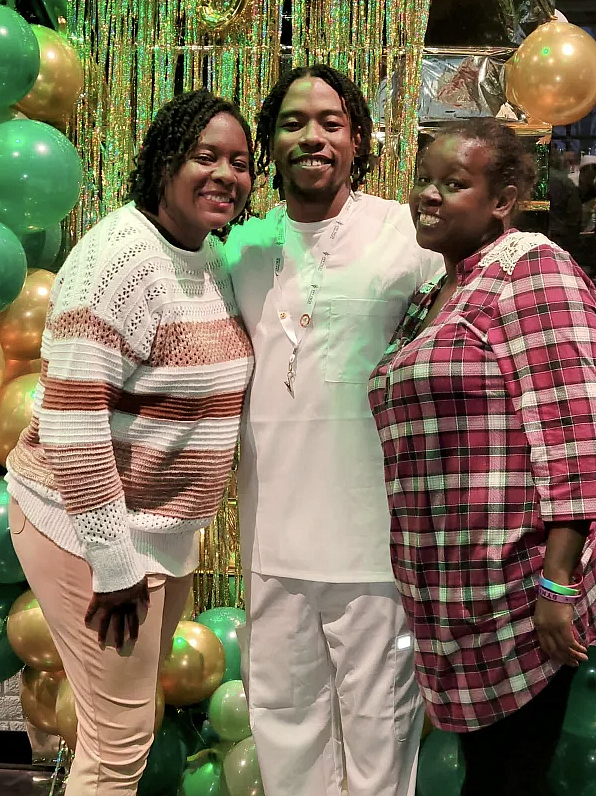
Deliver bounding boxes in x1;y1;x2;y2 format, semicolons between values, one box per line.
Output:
1;2;596;795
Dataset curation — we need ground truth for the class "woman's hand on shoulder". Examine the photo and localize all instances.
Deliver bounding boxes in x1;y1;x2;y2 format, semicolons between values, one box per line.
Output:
85;576;150;650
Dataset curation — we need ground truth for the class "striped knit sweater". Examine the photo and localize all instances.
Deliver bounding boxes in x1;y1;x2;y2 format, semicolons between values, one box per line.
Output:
6;204;253;592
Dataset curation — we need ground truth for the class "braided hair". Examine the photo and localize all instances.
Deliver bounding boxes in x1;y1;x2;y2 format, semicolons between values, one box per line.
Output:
254;64;374;192
128;89;255;228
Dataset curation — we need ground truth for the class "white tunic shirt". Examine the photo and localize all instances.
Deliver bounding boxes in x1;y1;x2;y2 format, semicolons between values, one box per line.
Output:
226;192;443;582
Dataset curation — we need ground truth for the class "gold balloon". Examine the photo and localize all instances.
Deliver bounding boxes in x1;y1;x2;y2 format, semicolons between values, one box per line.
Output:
196;0;249;31
7;590;63;672
0;373;39;467
160;621;225;707
55;678;166;750
180;587;196;621
1;357;42;386
0;269;55;361
15;26;84;125
505;21;596;126
154;682;165;733
0;347;4;385
55;678;77;750
20;667;65;735
420;711;434;741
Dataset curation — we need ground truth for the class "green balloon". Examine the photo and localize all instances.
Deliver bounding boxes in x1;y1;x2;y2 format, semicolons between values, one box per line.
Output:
549;731;596;795
197;717;221;748
0;582;27;681
208;681;250;743
0;120;82;234
0;631;24;681
563;648;596;738
176;709;212;758
0;482;26;584
19;223;63;271
0;7;40;108
417;730;465;796
138;712;188;796
181;757;225;796
196;607;246;683
222;737;263;796
0;221;27;312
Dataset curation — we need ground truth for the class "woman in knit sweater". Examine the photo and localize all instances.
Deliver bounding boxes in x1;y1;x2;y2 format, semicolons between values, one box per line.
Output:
5;89;254;794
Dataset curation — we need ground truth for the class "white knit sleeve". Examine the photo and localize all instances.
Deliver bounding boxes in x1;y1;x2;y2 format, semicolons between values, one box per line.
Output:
38;231;161;592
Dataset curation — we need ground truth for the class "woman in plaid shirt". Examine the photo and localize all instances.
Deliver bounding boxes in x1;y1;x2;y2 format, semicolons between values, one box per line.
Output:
369;118;596;796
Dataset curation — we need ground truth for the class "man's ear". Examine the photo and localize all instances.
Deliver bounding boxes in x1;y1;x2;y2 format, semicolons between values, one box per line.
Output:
352;129;362;158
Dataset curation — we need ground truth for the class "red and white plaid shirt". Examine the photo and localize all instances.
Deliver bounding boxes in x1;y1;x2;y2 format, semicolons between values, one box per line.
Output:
368;230;596;732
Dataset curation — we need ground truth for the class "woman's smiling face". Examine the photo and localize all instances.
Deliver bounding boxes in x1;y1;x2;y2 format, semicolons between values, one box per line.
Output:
409;134;516;268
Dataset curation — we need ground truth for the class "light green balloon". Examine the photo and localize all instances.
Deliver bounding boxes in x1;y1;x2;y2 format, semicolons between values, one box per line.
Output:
0;120;82;234
208;681;251;743
0;221;27;312
0;7;40;108
222;737;264;796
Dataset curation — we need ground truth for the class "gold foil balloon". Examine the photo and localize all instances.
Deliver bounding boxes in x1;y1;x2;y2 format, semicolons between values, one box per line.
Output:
505;21;596;126
20;666;65;735
7;590;62;671
154;682;165;733
1;357;42;386
181;586;196;621
160;620;225;707
15;26;83;126
55;678;77;750
196;0;249;31
421;711;434;741
0;372;39;467
0;269;55;361
55;678;166;750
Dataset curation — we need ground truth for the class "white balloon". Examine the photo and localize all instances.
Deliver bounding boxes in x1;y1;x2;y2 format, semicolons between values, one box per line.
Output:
554;9;568;23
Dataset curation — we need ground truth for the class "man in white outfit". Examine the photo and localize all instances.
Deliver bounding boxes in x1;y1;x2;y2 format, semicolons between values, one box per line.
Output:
226;64;443;796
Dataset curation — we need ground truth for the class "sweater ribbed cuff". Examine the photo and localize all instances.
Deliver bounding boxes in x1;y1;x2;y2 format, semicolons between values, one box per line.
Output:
83;537;146;593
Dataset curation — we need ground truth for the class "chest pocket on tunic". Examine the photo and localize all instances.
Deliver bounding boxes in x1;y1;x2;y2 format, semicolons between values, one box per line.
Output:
325;298;398;384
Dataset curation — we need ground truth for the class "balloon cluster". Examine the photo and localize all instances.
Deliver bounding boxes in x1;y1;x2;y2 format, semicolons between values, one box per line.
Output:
141;602;263;796
0;569;260;796
0;7;83;464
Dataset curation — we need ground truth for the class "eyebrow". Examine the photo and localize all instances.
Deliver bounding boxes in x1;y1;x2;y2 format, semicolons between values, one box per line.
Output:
191;143;249;156
277;109;347;121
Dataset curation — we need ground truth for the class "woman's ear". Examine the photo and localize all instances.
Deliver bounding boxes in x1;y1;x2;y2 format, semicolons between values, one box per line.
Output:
493;184;518;222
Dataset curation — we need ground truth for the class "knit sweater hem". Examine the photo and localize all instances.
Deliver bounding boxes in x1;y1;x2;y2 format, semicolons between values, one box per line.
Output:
6;473;202;591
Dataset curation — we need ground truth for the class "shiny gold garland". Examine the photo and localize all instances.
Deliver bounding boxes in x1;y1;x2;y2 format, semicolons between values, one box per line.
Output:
66;0;431;606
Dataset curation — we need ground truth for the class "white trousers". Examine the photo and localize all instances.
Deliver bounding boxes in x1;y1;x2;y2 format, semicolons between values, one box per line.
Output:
238;574;423;796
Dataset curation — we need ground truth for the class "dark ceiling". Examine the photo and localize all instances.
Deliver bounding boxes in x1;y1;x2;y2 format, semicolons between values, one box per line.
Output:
556;0;596;27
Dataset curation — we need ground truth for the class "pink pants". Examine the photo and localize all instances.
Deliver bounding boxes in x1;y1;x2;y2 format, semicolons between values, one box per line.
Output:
9;499;192;795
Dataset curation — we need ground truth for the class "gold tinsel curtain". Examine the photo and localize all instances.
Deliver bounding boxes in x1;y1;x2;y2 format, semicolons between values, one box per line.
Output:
66;0;431;608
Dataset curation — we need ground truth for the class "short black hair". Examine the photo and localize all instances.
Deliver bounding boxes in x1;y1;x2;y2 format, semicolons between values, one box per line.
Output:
128;89;255;227
254;64;374;192
436;118;536;205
